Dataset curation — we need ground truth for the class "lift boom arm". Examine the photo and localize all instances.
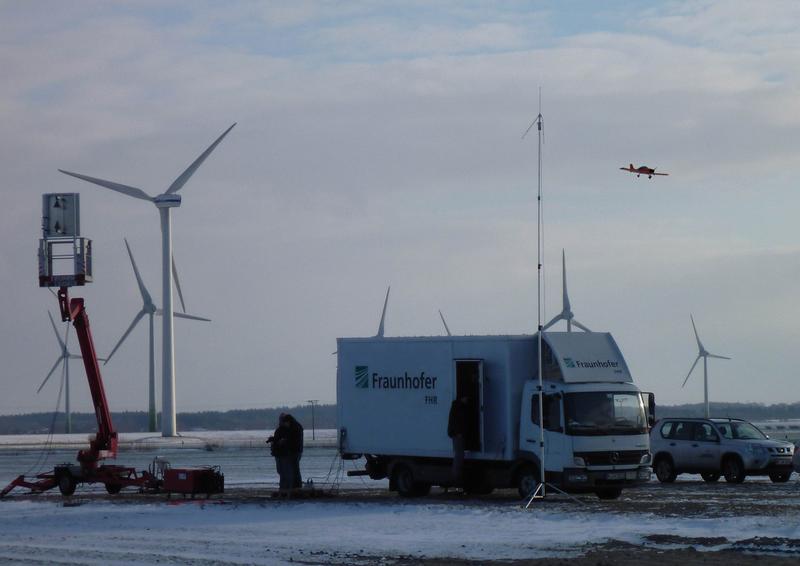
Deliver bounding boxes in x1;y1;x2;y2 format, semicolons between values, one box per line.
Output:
58;287;118;467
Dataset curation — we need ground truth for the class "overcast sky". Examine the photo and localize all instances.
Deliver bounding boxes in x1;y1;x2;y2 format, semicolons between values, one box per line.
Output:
1;1;798;417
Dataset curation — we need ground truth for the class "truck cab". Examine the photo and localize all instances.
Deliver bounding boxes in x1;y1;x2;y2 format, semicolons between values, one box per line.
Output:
519;380;652;499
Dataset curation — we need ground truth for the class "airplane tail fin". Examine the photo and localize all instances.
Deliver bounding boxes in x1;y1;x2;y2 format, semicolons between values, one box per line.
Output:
629;163;634;170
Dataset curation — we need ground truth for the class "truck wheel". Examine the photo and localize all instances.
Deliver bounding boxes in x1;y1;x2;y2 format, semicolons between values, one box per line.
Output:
516;465;539;499
58;473;77;496
413;483;432;496
701;472;720;483
769;471;792;483
595;488;622;500
392;465;417;498
722;457;746;484
105;482;123;494
654;457;677;483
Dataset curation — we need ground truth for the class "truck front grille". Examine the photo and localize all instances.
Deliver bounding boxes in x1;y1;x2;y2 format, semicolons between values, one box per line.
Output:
575;449;648;466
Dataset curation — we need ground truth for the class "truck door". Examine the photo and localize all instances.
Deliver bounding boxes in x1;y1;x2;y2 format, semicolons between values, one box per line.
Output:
455;360;483;452
531;392;564;469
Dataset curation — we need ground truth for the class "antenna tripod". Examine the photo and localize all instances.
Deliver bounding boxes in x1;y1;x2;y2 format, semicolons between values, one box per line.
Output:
522;93;582;508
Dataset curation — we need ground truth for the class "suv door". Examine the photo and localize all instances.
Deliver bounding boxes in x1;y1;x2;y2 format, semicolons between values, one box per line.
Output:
668;421;696;471
689;422;721;470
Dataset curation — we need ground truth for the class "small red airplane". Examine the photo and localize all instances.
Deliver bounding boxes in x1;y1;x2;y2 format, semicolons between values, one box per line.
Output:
620;163;669;178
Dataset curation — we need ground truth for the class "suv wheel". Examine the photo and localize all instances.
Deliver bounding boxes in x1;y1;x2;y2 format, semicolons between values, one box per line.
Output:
769;471;791;483
701;472;720;483
722;457;746;484
654;457;677;483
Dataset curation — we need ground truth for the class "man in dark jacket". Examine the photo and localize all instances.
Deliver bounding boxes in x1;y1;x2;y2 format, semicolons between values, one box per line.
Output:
447;396;469;482
267;414;293;491
285;414;304;489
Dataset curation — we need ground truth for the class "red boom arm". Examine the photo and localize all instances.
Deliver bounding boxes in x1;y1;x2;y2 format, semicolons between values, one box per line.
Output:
58;287;118;469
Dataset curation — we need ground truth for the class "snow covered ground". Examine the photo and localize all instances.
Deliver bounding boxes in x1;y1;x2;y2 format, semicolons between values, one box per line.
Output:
0;497;799;565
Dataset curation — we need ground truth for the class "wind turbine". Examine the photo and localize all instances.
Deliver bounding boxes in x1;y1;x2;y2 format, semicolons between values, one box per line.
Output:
37;312;82;433
682;315;730;418
542;250;591;332
376;286;390;337
104;238;210;433
59;123;235;436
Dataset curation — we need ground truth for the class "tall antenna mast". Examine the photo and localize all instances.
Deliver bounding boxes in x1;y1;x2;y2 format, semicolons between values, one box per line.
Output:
522;90;577;507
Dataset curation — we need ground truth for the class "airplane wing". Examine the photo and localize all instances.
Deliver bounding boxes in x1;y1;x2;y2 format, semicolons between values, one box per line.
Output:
652;172;669;176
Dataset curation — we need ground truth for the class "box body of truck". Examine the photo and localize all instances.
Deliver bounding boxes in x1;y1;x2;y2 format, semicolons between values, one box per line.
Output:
337;331;652;498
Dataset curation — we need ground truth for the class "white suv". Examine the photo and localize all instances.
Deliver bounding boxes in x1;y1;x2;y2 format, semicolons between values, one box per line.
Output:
651;418;794;484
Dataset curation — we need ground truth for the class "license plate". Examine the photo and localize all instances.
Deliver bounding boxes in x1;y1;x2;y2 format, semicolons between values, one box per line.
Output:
607;471;637;480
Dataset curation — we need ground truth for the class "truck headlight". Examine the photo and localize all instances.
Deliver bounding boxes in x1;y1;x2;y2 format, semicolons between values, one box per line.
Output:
573;457;586;467
640;452;652;465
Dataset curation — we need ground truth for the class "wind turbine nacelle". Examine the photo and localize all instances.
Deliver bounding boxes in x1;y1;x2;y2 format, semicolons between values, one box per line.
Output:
154;194;182;208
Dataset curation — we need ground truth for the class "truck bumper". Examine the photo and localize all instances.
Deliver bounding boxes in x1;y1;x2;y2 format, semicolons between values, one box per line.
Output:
562;466;651;490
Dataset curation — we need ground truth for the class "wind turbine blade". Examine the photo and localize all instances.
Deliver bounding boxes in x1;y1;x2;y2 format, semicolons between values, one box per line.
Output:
37;357;64;393
690;314;704;352
707;354;731;360
124;238;153;306
172;256;187;313
541;314;562;331
439;310;452;336
377;286;390;338
172;312;211;322
681;355;702;388
572;319;592;333
58;170;153;201
104;310;146;365
165;123;236;194
48;311;65;349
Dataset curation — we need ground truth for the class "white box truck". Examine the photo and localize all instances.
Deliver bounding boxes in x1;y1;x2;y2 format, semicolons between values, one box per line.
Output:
337;331;654;499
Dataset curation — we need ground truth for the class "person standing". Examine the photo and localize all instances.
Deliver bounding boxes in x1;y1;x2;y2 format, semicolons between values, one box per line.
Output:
285;414;304;489
448;395;469;483
267;413;293;492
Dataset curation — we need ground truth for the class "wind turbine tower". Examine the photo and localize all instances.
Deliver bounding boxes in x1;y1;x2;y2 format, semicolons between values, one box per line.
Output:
682;315;730;418
59;124;235;436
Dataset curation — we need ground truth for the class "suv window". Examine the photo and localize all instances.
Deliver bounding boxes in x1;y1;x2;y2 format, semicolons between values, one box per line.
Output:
693;423;719;442
660;421;674;438
672;421;694;441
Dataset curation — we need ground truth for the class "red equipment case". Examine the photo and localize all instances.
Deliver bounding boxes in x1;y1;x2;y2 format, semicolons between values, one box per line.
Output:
162;467;224;497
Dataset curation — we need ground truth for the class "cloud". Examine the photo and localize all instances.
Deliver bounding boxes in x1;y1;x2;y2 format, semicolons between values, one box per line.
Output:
0;1;799;415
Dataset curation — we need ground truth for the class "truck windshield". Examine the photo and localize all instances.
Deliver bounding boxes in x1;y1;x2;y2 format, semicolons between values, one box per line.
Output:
564;392;647;436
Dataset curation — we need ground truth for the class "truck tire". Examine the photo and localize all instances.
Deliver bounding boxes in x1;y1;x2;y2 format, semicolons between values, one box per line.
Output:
654;457;677;483
516;464;539;499
701;472;720;483
769;471;791;483
391;464;417;498
413;483;432;496
595;487;622;500
58;473;77;496
722;456;746;484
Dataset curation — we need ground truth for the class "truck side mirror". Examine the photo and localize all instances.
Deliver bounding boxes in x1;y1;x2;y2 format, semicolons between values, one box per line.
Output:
644;392;656;427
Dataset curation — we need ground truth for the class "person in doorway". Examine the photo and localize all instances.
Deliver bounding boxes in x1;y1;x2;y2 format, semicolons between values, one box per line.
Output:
448;395;469;483
285;413;304;489
266;413;293;492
